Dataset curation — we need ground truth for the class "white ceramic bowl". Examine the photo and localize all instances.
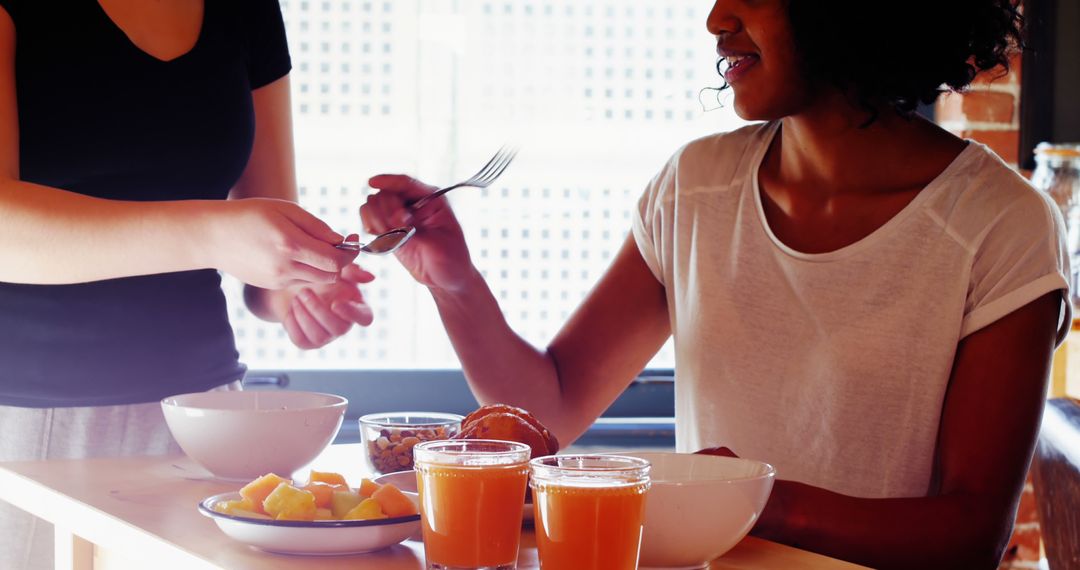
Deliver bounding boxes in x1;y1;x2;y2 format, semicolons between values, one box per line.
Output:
162;391;347;480
199;492;420;555
622;452;775;570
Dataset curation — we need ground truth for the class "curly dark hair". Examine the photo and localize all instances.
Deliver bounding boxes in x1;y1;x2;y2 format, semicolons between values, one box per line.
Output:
713;0;1024;121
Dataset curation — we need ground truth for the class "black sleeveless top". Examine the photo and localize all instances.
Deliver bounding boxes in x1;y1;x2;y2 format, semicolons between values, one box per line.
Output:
0;0;291;407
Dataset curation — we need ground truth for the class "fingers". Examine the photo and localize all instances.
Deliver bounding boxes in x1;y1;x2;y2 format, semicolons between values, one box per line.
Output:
288;231;357;274
282;301;329;350
374;191;410;229
332;299;375;327
299;288;352;336
283;202;344;244
341;264;376;284
277;203;359;275
361;191;412;236
368;174;438;202
284;260;340;285
282;310;314;350
283;285;376;350
286;291;346;349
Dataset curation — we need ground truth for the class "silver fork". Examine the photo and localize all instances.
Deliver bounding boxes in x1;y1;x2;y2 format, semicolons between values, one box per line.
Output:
408;145;519;210
337;146;518;255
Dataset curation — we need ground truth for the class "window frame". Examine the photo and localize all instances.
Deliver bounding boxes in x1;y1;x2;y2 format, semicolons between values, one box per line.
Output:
244;368;675;448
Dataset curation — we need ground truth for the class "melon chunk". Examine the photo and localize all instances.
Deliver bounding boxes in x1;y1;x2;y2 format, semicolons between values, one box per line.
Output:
372;483;417;517
308;470;349;487
358;478;381;498
330;489;365;519
302;481;346;509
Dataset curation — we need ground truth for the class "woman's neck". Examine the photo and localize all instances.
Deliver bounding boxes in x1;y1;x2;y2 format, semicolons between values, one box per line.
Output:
774;95;965;197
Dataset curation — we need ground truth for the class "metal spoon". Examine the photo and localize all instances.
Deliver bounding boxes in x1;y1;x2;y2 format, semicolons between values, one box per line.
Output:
335;226;416;256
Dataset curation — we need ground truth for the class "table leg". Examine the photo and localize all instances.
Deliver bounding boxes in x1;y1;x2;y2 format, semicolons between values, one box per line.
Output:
54;526;94;570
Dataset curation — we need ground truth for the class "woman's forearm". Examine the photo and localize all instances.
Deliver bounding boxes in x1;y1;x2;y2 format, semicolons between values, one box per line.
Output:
0;179;217;284
756;480;1013;569
428;267;569;435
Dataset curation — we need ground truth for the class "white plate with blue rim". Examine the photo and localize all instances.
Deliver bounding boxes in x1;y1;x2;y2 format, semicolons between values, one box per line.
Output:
198;492;421;556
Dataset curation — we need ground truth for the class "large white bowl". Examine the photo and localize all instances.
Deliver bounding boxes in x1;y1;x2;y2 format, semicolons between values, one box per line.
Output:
622;452;775;570
162;391;347;480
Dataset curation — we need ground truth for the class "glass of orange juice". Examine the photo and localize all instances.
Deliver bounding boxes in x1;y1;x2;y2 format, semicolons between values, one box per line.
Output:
529;455;651;570
414;439;531;570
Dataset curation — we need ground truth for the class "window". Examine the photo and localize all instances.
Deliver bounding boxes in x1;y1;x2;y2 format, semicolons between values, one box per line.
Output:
233;1;746;443
249;0;743;369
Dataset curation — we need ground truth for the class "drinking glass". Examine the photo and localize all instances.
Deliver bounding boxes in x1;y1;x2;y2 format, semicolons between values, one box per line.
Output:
414;439;531;570
530;455;651;570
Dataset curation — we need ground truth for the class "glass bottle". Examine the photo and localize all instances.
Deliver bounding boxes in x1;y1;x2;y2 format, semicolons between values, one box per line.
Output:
1033;143;1080;304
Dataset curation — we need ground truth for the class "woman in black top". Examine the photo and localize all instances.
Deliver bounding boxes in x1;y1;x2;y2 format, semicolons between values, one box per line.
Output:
0;1;371;567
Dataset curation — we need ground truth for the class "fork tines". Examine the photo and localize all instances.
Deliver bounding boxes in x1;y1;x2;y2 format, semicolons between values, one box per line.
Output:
468;146;519;188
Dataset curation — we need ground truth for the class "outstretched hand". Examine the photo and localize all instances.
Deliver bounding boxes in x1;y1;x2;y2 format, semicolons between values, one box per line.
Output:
281;262;376;350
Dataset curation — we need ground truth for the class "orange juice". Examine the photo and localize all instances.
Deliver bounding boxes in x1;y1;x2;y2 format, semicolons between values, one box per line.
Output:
413;439;532;569
417;464;528;567
529;455;651;570
533;481;648;570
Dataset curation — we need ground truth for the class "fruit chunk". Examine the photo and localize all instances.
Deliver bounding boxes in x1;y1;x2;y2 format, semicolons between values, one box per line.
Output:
210;498;270;520
372;483;417;517
213;498;273;520
239;473;291;514
315;508;335;520
358;478;381;498
309;470;349;487
214;497;255;513
302;482;346;509
343;497;387;520
330;489;365;519
263;483;317;521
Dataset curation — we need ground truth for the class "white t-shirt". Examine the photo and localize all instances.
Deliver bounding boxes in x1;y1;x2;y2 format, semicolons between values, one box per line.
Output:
632;121;1071;499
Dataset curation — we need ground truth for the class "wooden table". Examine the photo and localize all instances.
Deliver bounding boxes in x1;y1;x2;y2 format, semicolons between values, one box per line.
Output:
0;445;868;570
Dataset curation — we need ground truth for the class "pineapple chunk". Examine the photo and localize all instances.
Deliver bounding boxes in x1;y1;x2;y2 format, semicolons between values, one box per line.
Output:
372;484;417;517
308;470;349;487
330;489;365;519
263;482;317;521
214;499;272;520
343;497;387;520
213;498;254;514
239;473;291;514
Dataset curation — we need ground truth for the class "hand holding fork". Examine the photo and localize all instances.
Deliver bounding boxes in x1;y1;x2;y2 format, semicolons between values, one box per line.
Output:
340;146;518;255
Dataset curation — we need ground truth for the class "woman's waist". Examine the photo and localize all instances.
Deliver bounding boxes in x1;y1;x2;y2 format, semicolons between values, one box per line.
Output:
0;270;234;342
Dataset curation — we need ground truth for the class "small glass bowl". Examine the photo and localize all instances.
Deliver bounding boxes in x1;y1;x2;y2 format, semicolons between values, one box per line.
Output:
359;412;463;475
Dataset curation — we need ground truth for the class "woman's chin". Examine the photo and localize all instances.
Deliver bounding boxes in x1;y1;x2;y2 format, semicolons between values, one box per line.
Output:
731;99;781;123
731;91;807;123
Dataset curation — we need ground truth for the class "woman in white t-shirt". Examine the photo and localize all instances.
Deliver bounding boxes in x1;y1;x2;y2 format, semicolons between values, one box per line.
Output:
361;0;1068;567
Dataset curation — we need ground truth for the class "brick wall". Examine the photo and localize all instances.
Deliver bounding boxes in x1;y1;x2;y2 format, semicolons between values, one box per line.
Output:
935;59;1043;570
936;56;1023;167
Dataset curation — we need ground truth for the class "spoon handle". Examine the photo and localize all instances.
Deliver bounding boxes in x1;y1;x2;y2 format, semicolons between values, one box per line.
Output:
335;242;362;252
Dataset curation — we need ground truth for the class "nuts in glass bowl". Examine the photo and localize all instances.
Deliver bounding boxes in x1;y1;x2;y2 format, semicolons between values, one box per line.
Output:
359;412;463;475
